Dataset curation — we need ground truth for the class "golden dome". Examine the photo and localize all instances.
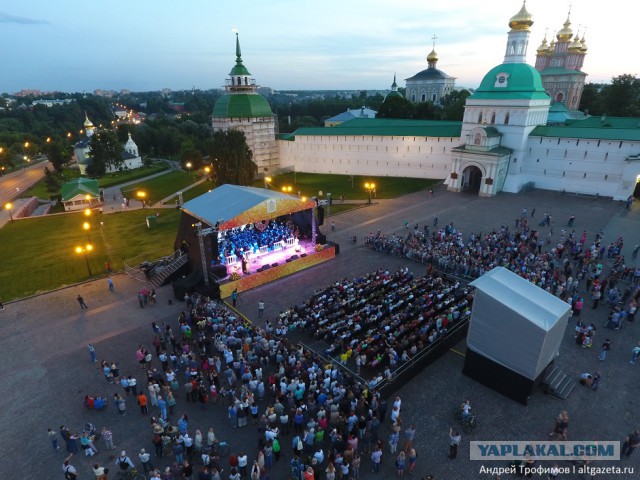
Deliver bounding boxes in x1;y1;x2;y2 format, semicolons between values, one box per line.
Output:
426;48;438;63
568;34;582;52
536;36;549;55
509;1;533;31
556;16;573;42
84;114;94;127
580;35;588;53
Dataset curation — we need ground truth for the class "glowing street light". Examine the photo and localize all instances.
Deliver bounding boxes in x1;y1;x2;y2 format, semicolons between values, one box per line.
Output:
364;182;376;205
185;162;192;173
281;185;293;194
136;190;147;208
5;202;13;222
264;176;272;189
75;244;94;277
84;208;91;217
83;221;92;242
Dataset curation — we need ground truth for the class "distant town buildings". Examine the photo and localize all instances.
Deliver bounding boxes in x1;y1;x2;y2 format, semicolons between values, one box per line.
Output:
31;99;74;107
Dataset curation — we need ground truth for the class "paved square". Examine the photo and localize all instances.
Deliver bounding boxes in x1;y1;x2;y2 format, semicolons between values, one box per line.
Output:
1;187;639;479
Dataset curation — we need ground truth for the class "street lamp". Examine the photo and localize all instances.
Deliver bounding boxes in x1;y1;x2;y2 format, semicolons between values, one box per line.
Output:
264;176;272;189
364;182;376;205
75;244;93;277
137;190;147;208
186;162;192;173
5;202;13;222
84;208;91;217
83;221;91;242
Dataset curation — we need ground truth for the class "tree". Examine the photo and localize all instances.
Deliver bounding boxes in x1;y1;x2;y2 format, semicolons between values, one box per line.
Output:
600;74;640;117
579;83;603;116
43;166;60;194
376;96;414;119
441;89;471;121
87;130;123;177
413;101;442;120
45;139;73;172
209;130;256;186
179;139;204;170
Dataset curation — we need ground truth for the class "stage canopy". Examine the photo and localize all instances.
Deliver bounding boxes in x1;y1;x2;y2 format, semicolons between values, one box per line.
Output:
180;184;317;231
468;267;570;380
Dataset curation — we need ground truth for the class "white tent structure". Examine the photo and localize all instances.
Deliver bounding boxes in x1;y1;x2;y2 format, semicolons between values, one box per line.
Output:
463;267;571;404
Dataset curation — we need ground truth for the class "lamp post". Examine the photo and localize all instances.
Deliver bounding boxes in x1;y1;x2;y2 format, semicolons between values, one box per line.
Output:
204;166;211;180
5;202;13;222
364;182;376;205
83;221;92;242
264;176;272;189
186;162;192;173
84;208;91;217
136;190;147;208
75;244;93;277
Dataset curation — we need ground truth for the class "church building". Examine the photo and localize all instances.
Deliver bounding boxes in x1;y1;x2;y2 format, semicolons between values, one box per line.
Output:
276;2;640;201
74;114;143;175
404;37;456;104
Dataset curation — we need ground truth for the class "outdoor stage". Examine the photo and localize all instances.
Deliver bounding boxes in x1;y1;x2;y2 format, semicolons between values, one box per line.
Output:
175;184;336;300
218;241;335;298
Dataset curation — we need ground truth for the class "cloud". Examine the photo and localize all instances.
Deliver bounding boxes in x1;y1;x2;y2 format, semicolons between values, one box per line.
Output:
0;12;49;25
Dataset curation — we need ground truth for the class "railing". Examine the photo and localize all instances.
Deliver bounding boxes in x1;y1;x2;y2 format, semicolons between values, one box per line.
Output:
375;317;471;397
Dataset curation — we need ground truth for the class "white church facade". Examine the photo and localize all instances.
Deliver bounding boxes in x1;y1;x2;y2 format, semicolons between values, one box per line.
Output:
275;3;640;201
74;115;143;175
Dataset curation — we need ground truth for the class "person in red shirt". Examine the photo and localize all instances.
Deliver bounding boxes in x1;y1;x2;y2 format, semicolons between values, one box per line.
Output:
228;453;239;469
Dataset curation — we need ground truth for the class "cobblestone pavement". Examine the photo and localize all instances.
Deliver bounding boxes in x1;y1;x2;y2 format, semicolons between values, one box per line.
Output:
1;187;639;479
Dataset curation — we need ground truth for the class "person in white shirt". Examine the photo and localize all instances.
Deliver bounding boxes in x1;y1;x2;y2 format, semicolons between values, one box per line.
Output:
138;448;153;473
238;452;248;476
115;450;135;470
63;454;77;478
314;447;325;464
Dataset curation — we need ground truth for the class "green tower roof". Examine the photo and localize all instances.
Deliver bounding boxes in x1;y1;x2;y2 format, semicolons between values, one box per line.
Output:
229;33;251;76
212;94;275;119
471;63;550;101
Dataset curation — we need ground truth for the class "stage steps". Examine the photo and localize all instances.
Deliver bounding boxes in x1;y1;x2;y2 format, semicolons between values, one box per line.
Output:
542;366;576;400
150;255;188;287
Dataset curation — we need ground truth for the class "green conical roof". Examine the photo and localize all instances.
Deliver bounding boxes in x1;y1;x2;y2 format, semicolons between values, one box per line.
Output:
229;33;251;76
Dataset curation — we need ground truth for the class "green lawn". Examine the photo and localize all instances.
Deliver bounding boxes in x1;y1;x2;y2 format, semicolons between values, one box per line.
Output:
121;171;199;205
98;162;171;188
0;209;180;301
24;163;170;200
253;173;439;200
165;179;217;204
